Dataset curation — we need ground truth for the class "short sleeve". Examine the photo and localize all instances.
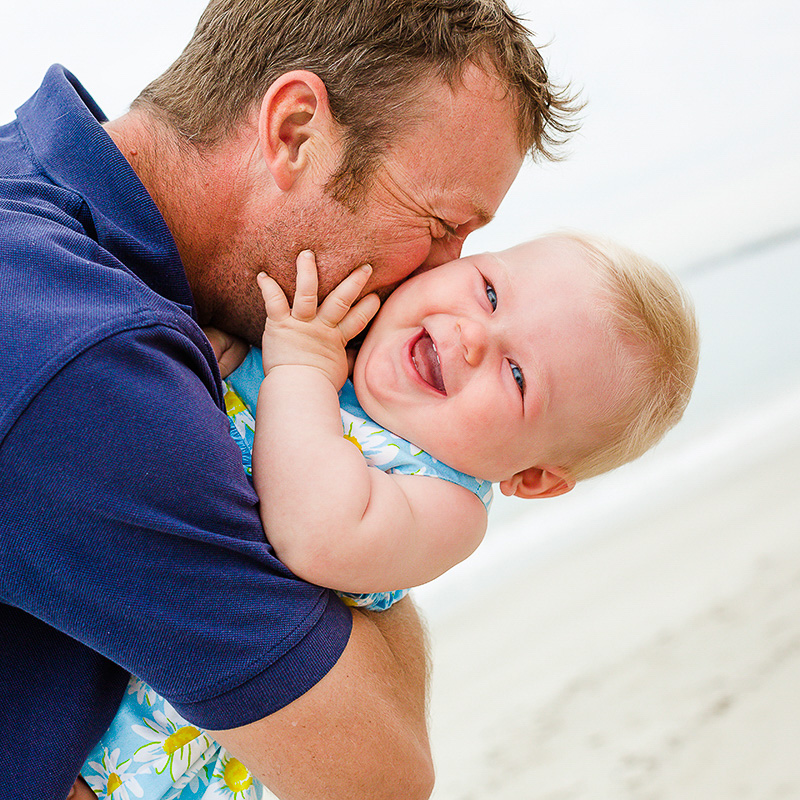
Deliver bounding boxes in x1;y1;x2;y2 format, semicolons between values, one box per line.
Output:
0;324;351;729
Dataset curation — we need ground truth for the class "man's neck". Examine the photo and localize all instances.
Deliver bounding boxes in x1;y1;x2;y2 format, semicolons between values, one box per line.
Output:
102;109;254;320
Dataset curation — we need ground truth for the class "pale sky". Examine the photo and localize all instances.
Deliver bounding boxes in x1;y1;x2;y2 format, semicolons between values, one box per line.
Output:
3;0;799;268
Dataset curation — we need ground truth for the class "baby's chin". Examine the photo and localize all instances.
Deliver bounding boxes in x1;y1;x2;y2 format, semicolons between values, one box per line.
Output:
350;364;419;451
350;371;495;480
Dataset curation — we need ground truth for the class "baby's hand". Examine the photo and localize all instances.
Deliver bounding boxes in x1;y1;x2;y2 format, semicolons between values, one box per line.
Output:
203;326;249;378
258;250;380;389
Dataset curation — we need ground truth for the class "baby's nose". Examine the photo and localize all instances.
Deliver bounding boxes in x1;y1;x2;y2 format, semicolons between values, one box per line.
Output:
457;317;487;365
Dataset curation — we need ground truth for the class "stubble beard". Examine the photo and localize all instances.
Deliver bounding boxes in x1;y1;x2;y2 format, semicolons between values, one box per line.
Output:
199;177;385;344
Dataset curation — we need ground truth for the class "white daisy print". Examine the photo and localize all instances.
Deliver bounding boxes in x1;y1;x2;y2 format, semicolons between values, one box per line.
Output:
84;747;145;800
163;759;213;800
341;412;402;469
208;750;262;799
126;676;158;707
131;706;213;782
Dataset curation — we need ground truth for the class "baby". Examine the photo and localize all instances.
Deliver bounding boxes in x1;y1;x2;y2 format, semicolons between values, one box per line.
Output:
77;232;699;800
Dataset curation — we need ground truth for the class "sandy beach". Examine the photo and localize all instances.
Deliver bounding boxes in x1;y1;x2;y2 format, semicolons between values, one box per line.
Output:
424;403;800;799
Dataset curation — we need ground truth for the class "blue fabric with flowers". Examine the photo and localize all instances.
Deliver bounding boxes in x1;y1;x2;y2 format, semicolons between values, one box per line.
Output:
82;678;262;800
336;379;493;509
228;347;493;510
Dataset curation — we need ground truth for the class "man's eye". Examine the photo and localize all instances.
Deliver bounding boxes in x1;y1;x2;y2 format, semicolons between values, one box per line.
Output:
485;281;497;310
510;362;525;395
432;218;458;239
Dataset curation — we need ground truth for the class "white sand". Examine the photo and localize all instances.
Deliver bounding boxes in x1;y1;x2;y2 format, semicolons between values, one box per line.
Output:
425;414;800;799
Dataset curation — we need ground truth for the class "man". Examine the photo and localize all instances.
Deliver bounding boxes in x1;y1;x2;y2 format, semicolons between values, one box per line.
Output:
0;0;576;796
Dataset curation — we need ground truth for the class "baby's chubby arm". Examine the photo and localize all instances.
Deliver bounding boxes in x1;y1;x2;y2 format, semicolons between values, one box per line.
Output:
254;251;487;593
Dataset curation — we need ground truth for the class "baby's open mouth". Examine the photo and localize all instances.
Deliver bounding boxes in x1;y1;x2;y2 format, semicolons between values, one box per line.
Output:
411;330;446;394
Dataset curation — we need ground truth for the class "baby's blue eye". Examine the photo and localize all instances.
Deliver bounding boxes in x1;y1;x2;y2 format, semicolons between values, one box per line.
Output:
485;281;497;310
510;362;525;395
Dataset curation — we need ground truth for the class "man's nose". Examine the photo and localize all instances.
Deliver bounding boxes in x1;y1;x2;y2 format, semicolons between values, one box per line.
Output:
457;317;487;366
421;235;464;270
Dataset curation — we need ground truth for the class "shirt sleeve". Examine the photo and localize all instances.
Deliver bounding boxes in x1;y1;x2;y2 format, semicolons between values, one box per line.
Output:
0;323;352;729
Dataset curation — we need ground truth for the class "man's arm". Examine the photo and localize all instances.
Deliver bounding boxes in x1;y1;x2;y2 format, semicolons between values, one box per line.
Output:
2;323;430;800
209;598;435;800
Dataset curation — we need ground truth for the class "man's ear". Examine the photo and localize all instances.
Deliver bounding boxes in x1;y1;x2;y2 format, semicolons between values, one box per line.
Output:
257;70;336;192
498;465;575;499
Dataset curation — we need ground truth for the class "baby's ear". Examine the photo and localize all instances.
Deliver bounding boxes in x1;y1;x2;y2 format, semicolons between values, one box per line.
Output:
499;465;575;499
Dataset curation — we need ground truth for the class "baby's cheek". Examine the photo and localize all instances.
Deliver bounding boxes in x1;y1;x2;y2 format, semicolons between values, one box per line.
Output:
420;415;482;474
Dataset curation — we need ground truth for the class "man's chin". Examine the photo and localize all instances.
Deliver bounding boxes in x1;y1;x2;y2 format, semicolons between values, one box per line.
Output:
209;313;265;349
408;261;441;279
375;282;400;302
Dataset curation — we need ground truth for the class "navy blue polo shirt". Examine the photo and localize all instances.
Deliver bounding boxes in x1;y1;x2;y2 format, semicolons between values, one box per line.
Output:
0;66;351;798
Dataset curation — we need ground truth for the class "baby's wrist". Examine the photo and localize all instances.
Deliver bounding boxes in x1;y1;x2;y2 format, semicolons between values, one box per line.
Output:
262;362;344;391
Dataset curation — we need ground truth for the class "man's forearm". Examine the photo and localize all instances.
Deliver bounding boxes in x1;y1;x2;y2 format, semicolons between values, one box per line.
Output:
363;595;431;724
209;598;434;800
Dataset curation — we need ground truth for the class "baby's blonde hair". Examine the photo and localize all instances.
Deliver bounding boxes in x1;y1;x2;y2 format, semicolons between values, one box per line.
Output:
548;232;699;482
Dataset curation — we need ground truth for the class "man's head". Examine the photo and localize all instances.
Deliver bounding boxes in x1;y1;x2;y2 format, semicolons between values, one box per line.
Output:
351;233;699;495
136;0;576;196
127;0;579;341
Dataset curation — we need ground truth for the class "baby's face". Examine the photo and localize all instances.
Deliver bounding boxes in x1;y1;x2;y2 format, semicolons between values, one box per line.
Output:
352;236;624;482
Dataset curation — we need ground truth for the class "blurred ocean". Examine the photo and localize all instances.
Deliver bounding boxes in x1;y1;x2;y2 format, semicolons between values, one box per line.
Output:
3;0;799;619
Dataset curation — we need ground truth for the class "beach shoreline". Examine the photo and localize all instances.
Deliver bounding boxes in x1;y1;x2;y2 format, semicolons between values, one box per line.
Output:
424;394;800;799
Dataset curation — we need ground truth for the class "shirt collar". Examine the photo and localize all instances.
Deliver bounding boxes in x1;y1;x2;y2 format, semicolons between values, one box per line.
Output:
15;65;195;315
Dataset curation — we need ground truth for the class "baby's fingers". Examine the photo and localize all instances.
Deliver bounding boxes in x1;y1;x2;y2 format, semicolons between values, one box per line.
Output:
318;264;373;327
339;293;381;343
291;250;319;321
257;272;290;320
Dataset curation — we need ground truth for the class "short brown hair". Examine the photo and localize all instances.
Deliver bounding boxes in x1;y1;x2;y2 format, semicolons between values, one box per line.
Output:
134;0;579;200
546;232;700;482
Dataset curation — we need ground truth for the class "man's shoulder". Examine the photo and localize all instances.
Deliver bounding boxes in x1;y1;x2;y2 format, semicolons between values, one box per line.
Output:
0;176;94;265
0;102;88;217
0;177;195;333
0;178;213;440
